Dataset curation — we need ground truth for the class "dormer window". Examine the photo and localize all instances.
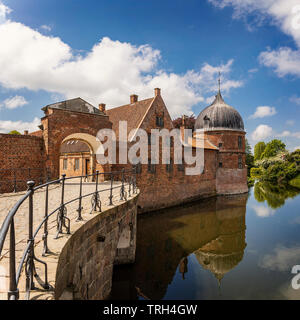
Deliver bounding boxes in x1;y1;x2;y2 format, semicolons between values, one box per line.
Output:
203;115;210;128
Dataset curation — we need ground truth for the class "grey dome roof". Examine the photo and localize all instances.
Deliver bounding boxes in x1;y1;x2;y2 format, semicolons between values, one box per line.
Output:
194;92;244;131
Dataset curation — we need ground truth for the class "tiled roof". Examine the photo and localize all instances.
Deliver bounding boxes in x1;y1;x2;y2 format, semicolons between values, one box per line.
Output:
106;97;154;140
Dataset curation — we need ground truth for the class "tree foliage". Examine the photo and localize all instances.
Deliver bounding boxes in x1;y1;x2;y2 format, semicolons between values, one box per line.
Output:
8;130;21;135
254;141;266;160
172;114;196;130
261;139;286;159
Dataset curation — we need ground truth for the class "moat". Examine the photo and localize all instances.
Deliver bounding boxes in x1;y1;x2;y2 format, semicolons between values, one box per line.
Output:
111;182;300;300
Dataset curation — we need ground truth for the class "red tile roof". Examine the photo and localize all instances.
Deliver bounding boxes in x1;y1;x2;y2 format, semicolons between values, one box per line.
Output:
106;97;154;140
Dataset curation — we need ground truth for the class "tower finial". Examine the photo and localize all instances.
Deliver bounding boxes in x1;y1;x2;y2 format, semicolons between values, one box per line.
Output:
218;71;221;94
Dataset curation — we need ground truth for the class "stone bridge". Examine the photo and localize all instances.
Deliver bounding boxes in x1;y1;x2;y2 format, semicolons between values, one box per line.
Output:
0;179;139;300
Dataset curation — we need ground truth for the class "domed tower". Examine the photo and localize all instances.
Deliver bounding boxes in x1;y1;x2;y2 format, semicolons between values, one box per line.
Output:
194;85;248;195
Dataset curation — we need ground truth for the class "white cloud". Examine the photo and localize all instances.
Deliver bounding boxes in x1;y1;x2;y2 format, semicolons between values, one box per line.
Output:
249;106;277;119
294;146;300;150
209;0;300;77
259;47;300;77
251;124;273;141
260;245;300;272
248;68;259;73
0;1;11;23
0;2;243;119
40;25;51;32
290;95;300;105
252;205;275;218
0;117;40;133
0;95;28;109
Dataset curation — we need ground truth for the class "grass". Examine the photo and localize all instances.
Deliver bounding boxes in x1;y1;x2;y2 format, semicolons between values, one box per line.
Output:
289;174;300;189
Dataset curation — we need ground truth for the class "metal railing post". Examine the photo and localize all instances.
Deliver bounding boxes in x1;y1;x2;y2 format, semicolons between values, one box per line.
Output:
55;174;70;239
42;184;50;256
109;172;114;205
7;218;19;300
76;175;83;221
90;170;101;213
25;181;35;294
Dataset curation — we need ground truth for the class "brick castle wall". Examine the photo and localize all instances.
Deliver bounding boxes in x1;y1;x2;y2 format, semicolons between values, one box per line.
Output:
0;134;46;193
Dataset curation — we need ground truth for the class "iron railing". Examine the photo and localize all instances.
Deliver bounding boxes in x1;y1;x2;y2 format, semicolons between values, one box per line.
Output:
0;168;47;194
0;168;137;300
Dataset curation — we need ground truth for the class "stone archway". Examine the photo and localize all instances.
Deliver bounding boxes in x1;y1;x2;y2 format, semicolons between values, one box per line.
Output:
40;106;112;179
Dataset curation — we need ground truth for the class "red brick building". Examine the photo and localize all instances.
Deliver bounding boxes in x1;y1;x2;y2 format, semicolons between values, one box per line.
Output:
0;88;247;212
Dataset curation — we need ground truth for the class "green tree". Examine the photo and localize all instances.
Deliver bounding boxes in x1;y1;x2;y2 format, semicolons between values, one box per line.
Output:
261;139;286;159
245;139;254;175
8;130;21;135
254;141;266;160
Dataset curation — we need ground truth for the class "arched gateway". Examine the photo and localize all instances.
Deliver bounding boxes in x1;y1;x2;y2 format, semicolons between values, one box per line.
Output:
40;98;111;179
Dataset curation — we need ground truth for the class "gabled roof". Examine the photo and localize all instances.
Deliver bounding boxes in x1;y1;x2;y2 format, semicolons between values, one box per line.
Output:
106;97;155;140
42;97;105;116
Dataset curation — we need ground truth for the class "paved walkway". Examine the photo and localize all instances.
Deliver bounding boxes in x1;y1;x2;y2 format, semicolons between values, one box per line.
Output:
0;179;134;300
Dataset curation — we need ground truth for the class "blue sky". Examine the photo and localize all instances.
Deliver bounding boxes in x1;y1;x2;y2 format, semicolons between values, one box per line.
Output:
0;0;300;150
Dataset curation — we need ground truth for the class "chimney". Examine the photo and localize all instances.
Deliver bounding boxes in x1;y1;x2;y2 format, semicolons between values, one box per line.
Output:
24;130;28;135
154;88;161;96
180;115;186;141
99;103;106;113
130;94;138;104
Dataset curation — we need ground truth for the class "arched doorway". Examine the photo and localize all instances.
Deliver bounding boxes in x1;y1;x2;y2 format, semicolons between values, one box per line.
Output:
59;133;108;180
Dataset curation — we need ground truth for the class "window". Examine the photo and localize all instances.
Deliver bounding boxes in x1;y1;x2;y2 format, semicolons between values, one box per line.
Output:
238;156;243;169
75;159;79;171
156;116;164;127
63;159;68;170
219;143;223;148
148;159;156;173
166;159;173;173
219;162;223;168
238;136;242;149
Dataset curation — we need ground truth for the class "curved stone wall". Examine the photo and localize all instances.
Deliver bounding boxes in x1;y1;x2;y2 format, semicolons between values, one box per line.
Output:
54;194;139;300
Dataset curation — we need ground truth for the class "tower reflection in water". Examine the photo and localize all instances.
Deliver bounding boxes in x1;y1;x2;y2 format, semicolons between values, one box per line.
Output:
111;194;247;300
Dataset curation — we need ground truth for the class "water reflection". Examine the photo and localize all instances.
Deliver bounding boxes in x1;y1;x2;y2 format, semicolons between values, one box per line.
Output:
254;181;300;209
112;194;247;300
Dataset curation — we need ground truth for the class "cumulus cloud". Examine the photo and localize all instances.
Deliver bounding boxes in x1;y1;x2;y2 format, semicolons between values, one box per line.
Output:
249;106;277;119
252;205;275;218
0;2;243;119
208;0;300;77
0;95;28;109
40;25;51;32
251;124;273;141
0;1;11;23
260;245;300;272
0;117;40;133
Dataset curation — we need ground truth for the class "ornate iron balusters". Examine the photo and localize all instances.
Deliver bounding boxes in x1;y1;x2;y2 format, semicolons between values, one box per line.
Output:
55;174;70;239
25;181;49;299
42;183;50;256
8;217;18;300
76;175;83;221
109;172;114;205
120;168;127;201
90;171;101;213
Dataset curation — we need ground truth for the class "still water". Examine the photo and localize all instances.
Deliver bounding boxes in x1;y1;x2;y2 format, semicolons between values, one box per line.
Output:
111;182;300;300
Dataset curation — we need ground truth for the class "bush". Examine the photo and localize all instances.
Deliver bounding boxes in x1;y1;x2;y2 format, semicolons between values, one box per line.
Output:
289;174;300;189
250;167;262;178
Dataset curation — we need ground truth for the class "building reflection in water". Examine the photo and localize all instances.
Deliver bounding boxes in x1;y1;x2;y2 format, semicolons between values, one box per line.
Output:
111;193;248;300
